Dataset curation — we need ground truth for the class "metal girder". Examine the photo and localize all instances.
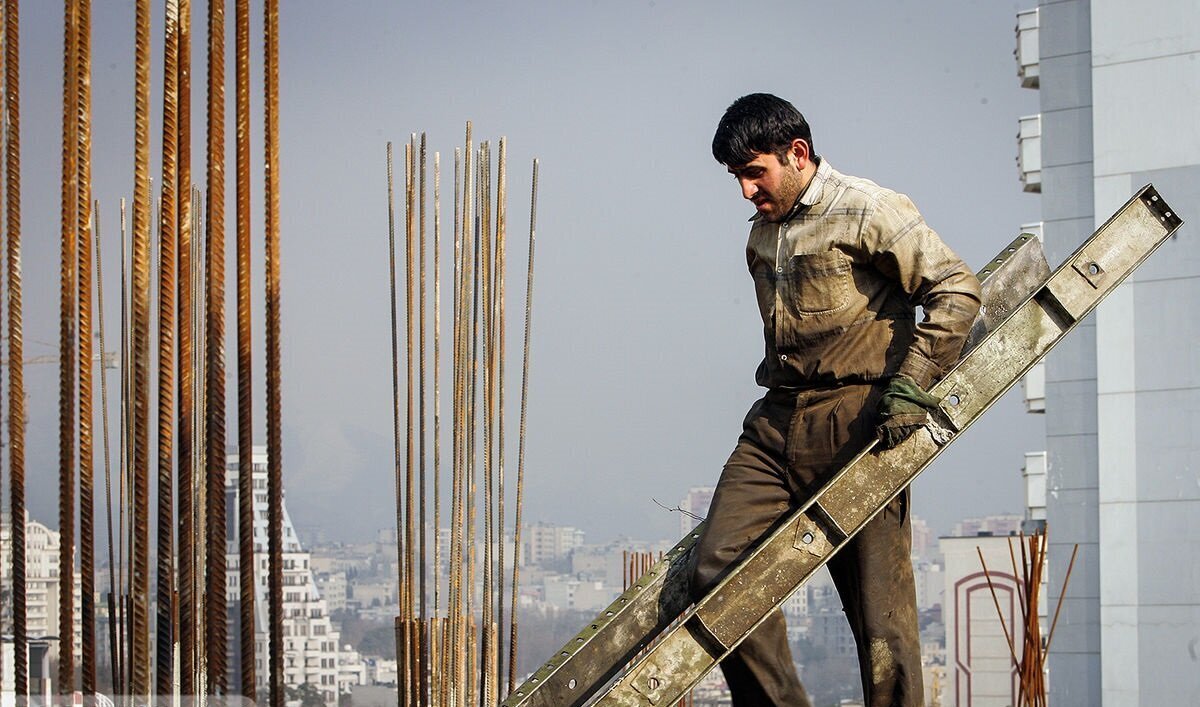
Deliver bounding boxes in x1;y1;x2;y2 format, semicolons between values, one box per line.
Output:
502;185;1182;707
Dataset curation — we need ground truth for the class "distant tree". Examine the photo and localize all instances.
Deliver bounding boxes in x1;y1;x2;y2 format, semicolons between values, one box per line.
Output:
286;683;326;707
358;625;397;659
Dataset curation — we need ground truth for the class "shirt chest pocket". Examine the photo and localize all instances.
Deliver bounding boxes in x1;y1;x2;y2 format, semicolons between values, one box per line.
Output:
780;250;852;316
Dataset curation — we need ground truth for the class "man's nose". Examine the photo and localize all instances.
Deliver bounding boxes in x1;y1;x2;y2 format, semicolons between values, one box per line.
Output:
739;178;757;200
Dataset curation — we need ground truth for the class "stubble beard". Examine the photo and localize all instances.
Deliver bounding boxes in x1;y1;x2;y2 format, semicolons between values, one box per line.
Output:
764;164;805;223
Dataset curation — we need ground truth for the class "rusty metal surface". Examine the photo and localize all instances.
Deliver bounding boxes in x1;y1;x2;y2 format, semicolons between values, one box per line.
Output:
264;1;284;704
235;0;255;697
495;138;508;697
94;201;121;699
131;0;152;697
386;141;404;704
176;0;198;693
58;0;79;693
4;0;27;696
403;138;416;707
584;186;1181;707
156;0;180;695
76;0;96;693
205;0;229;694
508;158;537;695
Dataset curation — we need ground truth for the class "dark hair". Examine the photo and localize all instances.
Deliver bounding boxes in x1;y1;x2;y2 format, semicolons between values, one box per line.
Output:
711;93;815;167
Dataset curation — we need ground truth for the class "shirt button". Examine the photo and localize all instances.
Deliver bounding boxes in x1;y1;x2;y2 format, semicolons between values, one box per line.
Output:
780;354;788;361
776;267;783;273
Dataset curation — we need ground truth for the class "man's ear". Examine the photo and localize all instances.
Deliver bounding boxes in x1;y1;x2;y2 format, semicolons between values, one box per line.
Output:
789;138;811;169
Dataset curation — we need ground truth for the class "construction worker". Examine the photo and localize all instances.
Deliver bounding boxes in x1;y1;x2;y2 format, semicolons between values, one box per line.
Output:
689;93;981;706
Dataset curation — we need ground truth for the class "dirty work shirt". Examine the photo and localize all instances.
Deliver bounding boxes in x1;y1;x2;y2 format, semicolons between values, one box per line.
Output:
747;158;981;391
688;159;981;707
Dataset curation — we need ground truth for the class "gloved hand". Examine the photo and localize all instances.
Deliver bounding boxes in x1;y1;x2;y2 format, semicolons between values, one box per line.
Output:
876;374;942;449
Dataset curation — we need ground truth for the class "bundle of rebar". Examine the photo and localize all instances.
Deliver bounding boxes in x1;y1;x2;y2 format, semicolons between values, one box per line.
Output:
0;1;287;703
979;527;1079;707
387;129;540;706
0;3;551;706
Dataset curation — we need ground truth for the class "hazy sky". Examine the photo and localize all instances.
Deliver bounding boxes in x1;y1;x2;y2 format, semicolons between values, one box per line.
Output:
15;0;1045;545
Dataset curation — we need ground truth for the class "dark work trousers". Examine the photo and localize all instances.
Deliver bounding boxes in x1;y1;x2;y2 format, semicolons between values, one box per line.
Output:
688;383;923;707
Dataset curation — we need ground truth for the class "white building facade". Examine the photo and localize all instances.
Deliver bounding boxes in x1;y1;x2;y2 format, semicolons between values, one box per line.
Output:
0;514;83;684
225;447;344;705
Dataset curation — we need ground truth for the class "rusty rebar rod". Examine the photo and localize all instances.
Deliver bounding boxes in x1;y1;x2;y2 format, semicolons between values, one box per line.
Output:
76;0;97;693
432;150;443;707
155;0;180;695
449;144;465;707
190;185;207;700
117;198;129;700
176;0;198;692
264;0;285;703
419;131;429;707
494;138;507;695
386;141;404;706
478;141;494;707
96;199;121;699
234;0;255;698
507;158;537;694
404;136;418;707
204;0;229;695
466;139;481;707
4;0;26;698
130;0;153;697
58;0;80;693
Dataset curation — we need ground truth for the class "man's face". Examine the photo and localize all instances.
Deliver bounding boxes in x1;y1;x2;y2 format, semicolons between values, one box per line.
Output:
727;149;806;223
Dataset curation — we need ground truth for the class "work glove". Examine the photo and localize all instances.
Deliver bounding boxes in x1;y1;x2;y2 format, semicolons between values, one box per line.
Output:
876;374;942;449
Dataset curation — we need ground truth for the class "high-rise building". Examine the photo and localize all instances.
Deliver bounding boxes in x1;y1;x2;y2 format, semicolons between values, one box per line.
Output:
1016;3;1200;702
225;447;343;705
0;513;83;681
523;522;585;567
678;487;715;536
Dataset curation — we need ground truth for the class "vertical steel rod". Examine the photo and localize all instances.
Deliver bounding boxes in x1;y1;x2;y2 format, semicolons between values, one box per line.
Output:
494;138;506;695
235;0;255;698
418;132;429;707
205;0;229;695
450;143;465;707
156;0;180;695
386;141;403;707
176;0;197;691
118;198;129;700
432;150;442;707
96;199;121;699
466;141;481;707
76;0;96;693
3;0;26;697
264;0;285;703
58;0;80;693
478;141;493;707
405;137;417;707
507;158;536;694
130;0;153;695
175;0;196;691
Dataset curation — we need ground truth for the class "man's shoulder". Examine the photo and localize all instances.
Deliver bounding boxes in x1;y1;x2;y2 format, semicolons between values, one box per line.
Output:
824;165;902;209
